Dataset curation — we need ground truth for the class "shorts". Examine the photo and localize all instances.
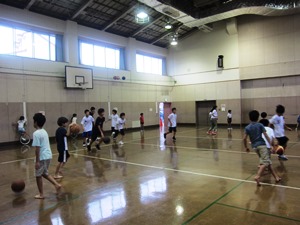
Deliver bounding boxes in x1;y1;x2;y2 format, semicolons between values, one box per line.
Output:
276;136;289;148
169;127;177;133
254;145;271;166
18;128;25;133
58;150;70;163
111;127;116;133
35;159;51;177
227;118;232;123
82;131;92;138
119;129;125;136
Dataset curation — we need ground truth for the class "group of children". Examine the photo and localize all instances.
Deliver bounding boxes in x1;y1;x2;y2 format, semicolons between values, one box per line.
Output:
244;104;292;186
20;103;297;199
27;107;135;199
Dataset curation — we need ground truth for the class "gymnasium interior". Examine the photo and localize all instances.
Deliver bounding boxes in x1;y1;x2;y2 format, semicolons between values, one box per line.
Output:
0;0;300;224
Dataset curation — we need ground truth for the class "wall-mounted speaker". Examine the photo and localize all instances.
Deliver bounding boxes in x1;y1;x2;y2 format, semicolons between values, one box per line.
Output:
218;55;224;68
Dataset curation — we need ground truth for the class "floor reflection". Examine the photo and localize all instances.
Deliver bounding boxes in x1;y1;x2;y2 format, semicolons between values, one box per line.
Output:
112;143;127;176
88;188;126;223
140;176;167;203
169;143;178;170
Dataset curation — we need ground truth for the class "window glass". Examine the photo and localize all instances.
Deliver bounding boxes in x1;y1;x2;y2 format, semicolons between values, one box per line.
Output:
136;53;164;75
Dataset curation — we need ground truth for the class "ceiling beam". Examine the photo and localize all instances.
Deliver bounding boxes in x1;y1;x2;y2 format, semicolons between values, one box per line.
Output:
25;0;37;10
131;15;164;37
102;4;136;31
71;0;94;20
150;23;182;44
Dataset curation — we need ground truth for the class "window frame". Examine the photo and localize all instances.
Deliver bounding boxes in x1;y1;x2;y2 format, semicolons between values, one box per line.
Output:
0;22;62;61
136;51;166;75
79;39;123;70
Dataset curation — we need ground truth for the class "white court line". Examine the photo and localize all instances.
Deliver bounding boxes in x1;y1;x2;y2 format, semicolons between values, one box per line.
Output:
128;142;300;159
176;135;300;145
74;153;300;191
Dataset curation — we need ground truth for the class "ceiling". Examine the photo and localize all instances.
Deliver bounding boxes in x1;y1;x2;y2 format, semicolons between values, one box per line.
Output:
1;0;300;48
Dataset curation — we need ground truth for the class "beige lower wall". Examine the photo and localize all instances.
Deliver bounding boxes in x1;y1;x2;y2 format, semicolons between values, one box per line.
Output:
0;101;160;143
241;97;300;125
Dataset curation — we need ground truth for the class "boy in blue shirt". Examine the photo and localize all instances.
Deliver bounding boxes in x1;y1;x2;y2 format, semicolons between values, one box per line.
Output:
243;110;281;186
32;113;61;199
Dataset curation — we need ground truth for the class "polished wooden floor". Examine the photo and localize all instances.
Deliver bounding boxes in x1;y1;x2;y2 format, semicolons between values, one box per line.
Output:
0;127;300;225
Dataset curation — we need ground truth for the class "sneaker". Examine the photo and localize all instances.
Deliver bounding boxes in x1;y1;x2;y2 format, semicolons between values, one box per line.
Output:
211;132;217;135
21;137;27;141
207;131;211;135
54;175;63;179
119;141;124;145
87;145;91;151
83;143;86;147
278;155;288;161
86;139;91;145
96;144;100;150
164;133;167;139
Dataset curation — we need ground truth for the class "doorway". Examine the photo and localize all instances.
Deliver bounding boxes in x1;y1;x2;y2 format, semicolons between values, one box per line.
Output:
196;100;216;127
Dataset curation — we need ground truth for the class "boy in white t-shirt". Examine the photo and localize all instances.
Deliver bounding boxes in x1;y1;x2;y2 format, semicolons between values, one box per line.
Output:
164;108;177;141
109;109;119;139
116;113;126;145
269;105;292;160
81;109;95;148
227;110;232;131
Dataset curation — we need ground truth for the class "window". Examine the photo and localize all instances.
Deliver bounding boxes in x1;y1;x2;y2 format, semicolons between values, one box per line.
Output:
0;24;62;61
79;41;122;70
136;53;165;75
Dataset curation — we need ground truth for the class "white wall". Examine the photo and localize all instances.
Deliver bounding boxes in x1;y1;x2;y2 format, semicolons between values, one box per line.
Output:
167;21;239;85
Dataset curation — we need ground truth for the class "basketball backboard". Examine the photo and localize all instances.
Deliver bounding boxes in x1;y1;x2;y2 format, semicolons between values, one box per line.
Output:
65;66;93;89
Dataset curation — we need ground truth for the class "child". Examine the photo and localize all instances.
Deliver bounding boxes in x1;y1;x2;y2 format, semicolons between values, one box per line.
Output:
81;109;94;148
207;106;218;135
140;113;144;132
116;112;126;145
110;109;119;139
269;105;292;160
296;114;300;131
260;119;276;154
227;110;232;131
54;117;71;179
164;108;177;141
32;113;61;199
17;116;27;141
88;108;105;151
90;107;96;118
70;113;77;125
259;112;268;124
243;110;281;186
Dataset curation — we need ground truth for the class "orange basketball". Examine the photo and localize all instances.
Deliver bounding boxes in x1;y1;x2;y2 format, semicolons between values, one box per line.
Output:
11;180;25;193
70;124;81;134
275;145;284;155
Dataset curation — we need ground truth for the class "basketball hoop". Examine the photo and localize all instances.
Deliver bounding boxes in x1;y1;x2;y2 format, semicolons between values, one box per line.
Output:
78;82;88;90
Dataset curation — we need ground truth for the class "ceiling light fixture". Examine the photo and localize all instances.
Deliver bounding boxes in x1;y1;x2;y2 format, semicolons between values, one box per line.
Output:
170;34;178;46
165;22;172;29
135;9;150;24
